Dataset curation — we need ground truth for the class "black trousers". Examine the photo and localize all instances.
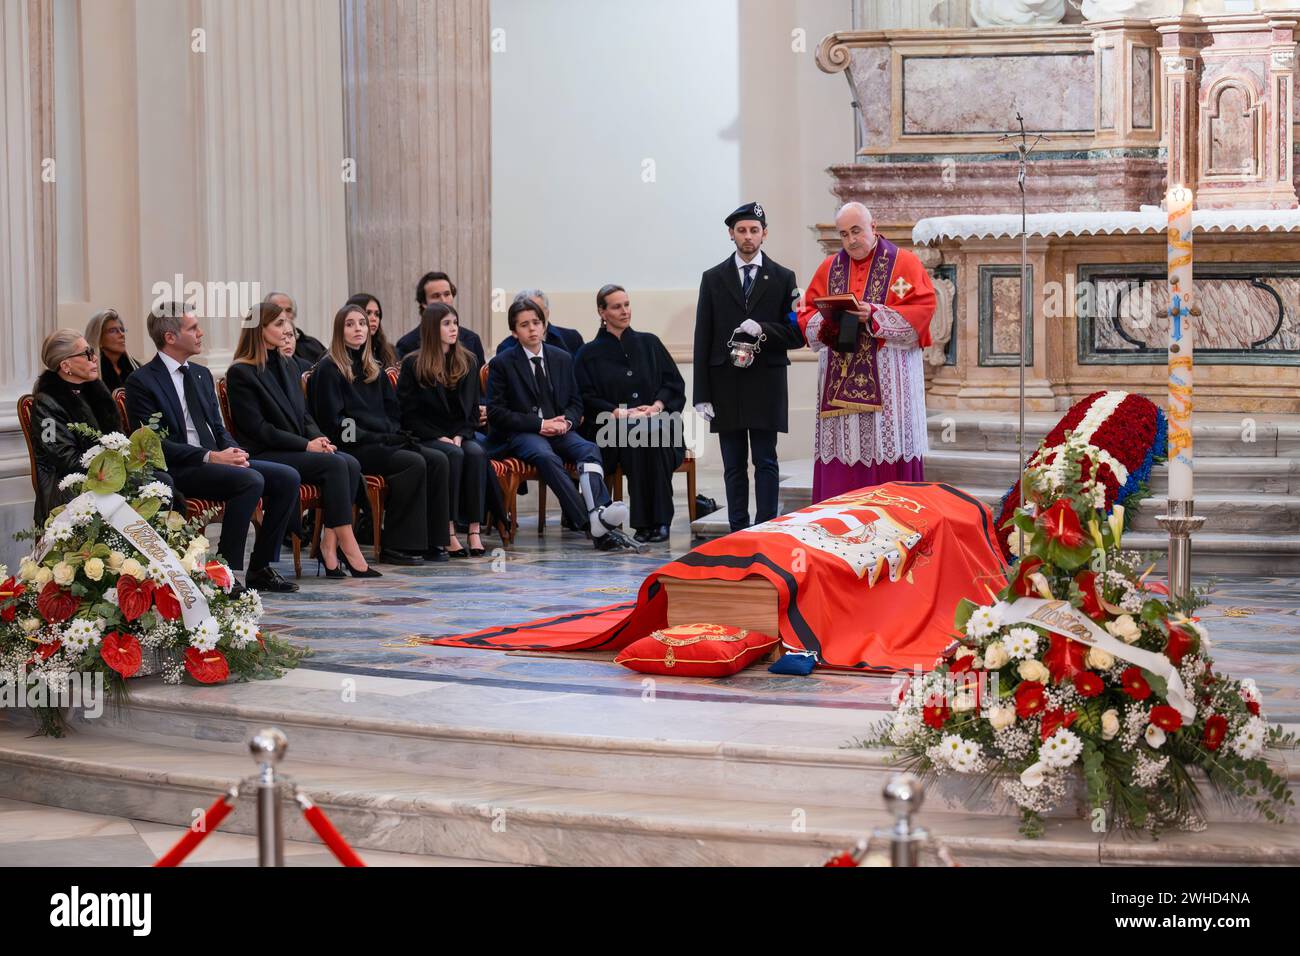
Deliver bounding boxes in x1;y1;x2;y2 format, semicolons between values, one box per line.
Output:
718;428;779;532
348;443;450;551
255;449;361;529
420;439;486;527
600;417;684;529
170;459;301;572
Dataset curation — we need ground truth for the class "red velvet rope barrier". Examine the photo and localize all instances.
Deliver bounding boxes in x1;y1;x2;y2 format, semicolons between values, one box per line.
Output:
297;793;366;867
152;791;237;867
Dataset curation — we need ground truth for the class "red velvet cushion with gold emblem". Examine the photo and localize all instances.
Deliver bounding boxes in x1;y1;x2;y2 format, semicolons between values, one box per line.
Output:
614;623;778;677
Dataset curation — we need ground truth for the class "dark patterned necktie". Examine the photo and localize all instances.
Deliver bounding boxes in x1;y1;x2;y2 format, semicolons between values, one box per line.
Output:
742;264;756;302
178;365;217;450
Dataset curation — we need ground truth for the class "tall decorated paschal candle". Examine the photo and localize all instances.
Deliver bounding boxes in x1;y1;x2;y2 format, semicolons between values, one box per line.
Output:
1166;186;1194;502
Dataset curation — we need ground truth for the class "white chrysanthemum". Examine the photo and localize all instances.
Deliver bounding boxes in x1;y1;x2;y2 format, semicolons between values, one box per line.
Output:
138;481;173;501
965;605;1001;640
1238;678;1260;704
147;563;169;586
1040;728;1084;769
1002;626;1039;660
65;497;97;526
79;445;105;468
98;432;130;452
229;618;258;648
948;737;985;774
189;616;221;652
57;473;87;491
1230;717;1267;760
61;617;104;653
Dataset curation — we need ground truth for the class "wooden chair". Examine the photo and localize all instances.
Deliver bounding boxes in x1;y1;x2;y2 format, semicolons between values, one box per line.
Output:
609;450;698;522
300;369;388;559
217;377;322;577
16;395;39;506
109;387;232;528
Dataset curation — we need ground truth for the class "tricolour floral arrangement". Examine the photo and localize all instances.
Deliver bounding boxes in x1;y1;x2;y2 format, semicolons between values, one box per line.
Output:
994;390;1167;562
0;421;299;736
886;432;1294;838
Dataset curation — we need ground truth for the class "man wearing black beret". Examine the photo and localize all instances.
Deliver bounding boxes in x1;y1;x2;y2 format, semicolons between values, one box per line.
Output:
692;202;803;532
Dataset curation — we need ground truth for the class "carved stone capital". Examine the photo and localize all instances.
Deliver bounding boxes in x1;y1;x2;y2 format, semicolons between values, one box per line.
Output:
1271;47;1296;71
815;31;854;75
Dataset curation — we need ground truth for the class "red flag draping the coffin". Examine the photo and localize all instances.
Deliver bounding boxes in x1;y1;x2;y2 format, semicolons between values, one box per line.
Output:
422;483;1009;674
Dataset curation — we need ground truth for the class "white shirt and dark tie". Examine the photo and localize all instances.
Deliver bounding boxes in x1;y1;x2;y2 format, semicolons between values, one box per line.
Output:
521;343;558;422
158;351;216;461
734;250;764;302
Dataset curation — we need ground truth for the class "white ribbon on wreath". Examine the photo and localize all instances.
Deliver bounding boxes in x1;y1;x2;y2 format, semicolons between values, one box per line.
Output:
994;597;1195;722
33;491;212;630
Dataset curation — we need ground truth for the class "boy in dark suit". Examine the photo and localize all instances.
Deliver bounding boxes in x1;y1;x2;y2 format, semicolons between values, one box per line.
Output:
488;299;639;552
124;302;301;592
693;201;804;531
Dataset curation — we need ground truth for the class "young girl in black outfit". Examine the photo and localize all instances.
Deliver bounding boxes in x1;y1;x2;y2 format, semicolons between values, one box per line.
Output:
310;303;451;564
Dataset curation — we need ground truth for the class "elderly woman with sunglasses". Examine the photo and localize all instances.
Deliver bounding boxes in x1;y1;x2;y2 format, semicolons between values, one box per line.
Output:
30;329;175;526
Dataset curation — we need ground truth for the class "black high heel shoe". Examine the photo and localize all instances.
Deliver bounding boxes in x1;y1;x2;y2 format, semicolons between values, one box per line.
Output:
340;553;382;578
312;544;347;579
446;538;470;559
468;533;486;557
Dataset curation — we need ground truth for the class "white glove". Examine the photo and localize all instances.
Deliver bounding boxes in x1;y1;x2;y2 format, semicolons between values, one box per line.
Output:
694;402;715;422
738;318;762;337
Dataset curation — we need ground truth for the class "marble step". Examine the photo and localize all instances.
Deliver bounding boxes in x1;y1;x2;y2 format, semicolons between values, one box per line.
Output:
921;449;1300;497
8;669;1298;827
1;728;1296;866
925;412;1300;459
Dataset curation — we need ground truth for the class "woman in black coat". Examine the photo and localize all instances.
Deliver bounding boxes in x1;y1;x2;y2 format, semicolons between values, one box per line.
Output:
396;302;494;557
225;302;376;577
85;309;141;393
309;303;451;563
574;285;686;543
30;329;173;526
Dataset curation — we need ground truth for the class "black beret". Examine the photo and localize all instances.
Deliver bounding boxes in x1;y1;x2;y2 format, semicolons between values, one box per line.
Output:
725;201;766;228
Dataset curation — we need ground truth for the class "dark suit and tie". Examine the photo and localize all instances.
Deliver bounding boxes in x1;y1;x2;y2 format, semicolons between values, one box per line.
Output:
124;353;301;581
693;202;803;531
486;343;612;531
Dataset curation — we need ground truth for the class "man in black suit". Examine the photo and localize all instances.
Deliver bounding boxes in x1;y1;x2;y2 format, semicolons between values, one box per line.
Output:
495;289;585;357
124;302;301;592
693;202;804;532
488;299;639;552
396;272;485;364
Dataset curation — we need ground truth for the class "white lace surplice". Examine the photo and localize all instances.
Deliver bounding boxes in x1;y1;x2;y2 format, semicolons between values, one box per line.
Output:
805;308;929;467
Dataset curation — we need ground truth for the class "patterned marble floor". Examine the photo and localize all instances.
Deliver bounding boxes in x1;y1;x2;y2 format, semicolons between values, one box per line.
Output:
257;513;1300;722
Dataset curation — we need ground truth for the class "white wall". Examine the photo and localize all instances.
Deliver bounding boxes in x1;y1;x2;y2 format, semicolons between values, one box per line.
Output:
490;0;856;477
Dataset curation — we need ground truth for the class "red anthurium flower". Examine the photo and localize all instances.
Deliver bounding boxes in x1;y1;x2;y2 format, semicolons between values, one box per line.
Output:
1149;705;1183;733
116;576;155;622
1040;707;1079;742
1202;714;1228;751
153;585;182;622
184;647;229;685
100;631;143;678
0;576;25;622
1247;700;1260;717
36;581;79;624
1073;671;1104;698
1121;666;1151;701
1036;499;1088;549
25;639;62;666
1014;681;1047;718
1043;634;1088;684
922;704;951;729
204;560;233;591
1162;620;1199;667
1075;570;1106;622
1010;557;1045;598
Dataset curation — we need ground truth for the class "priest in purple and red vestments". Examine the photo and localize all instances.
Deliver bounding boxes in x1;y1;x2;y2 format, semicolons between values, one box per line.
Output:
797;202;936;504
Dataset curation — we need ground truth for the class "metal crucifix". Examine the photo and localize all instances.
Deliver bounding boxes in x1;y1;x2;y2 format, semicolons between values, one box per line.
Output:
998;112;1049;558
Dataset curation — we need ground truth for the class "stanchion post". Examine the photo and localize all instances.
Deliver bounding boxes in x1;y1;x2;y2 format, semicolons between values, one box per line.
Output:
876;773;928;867
249;728;288;867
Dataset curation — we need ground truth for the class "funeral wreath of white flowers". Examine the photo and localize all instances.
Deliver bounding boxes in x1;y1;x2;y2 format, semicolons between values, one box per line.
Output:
880;433;1295;838
0;419;301;736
